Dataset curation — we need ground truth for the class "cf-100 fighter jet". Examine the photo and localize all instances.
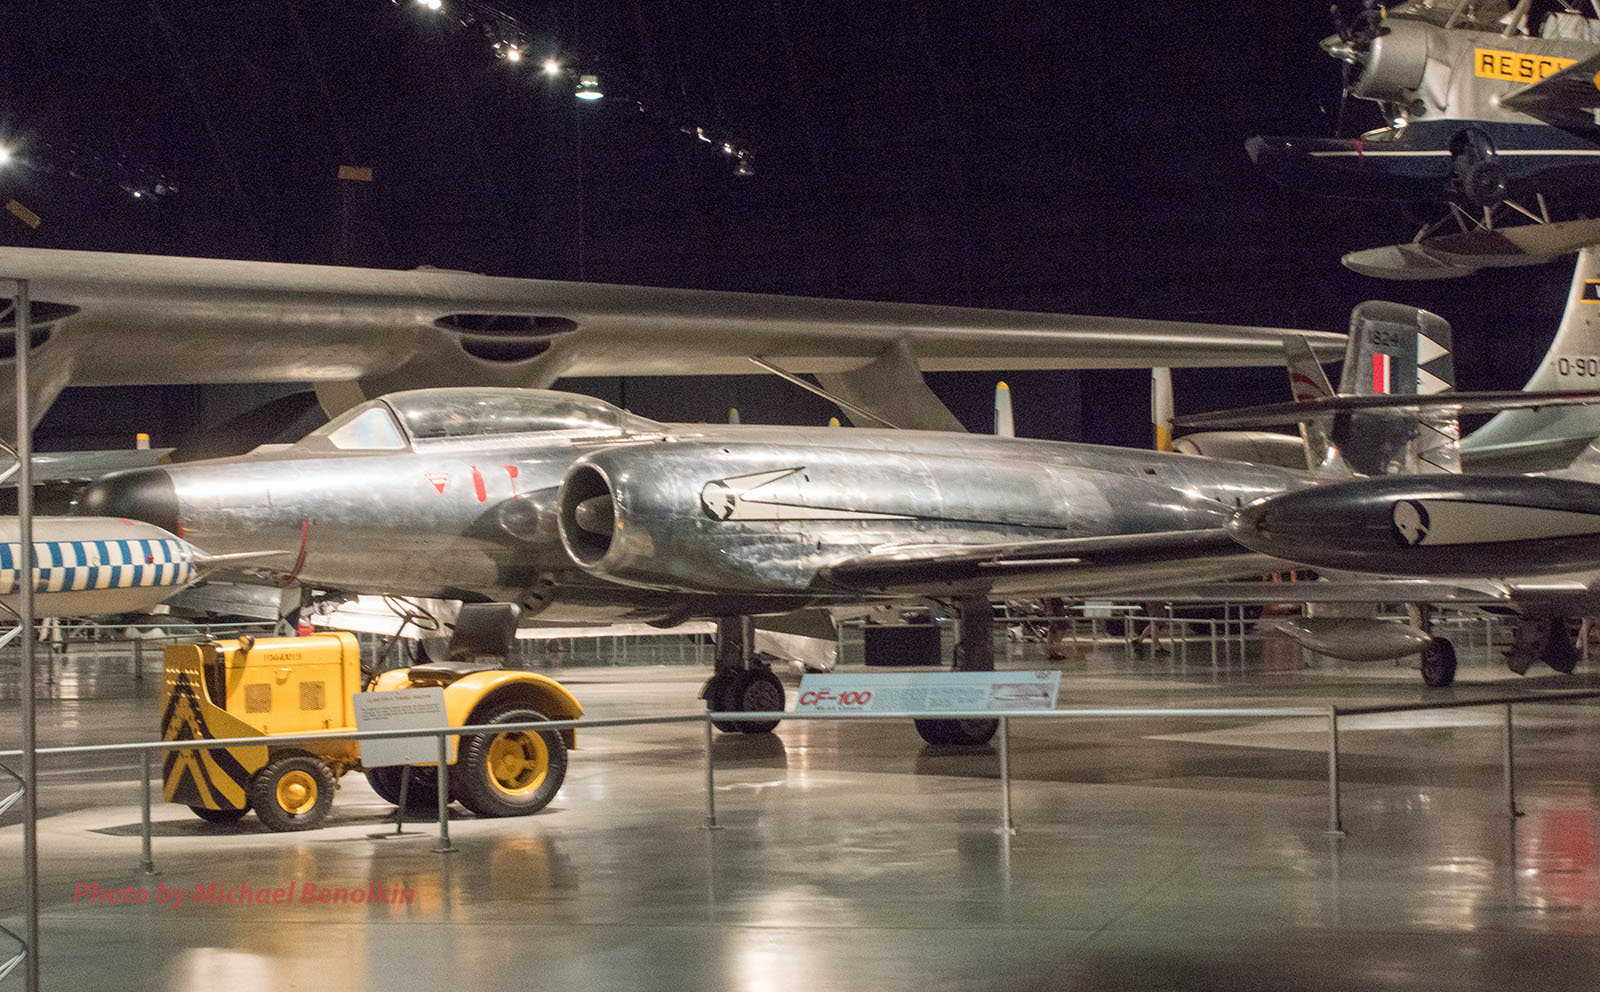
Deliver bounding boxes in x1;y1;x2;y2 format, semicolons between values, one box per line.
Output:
78;387;1309;745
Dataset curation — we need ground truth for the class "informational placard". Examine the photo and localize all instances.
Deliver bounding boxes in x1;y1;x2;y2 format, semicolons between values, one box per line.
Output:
795;671;1061;715
353;687;449;768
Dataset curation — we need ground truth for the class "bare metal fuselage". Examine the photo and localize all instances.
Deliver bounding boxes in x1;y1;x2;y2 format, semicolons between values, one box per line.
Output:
83;392;1305;621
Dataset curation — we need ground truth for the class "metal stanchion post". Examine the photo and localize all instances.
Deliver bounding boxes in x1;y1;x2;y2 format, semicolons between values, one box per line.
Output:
997;716;1015;835
15;278;40;992
139;751;156;875
1484;616;1493;667
133;638;143;683
433;734;455;853
702;712;721;830
1504;703;1522;818
1326;705;1345;837
1210;620;1218;671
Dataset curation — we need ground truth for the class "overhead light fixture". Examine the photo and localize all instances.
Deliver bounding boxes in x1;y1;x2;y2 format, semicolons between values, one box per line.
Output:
735;152;755;177
542;58;561;76
416;0;442;10
575;74;603;100
695;127;712;143
0;145;11;167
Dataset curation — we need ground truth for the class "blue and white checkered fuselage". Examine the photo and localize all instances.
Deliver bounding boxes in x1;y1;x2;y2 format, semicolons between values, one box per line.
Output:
0;517;205;616
0;537;196;595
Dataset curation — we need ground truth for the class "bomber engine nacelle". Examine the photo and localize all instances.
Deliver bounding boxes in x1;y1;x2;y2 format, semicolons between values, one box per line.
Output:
1230;475;1600;576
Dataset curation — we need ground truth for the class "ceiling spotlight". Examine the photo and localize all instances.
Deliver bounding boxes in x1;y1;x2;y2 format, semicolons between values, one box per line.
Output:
416;0;442;10
506;45;522;62
0;145;11;167
735;152;755;177
695;127;712;143
575;74;603;100
721;142;735;155
542;58;561;76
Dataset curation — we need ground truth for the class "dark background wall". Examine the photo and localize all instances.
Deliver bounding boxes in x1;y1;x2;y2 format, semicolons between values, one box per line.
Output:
0;1;1573;451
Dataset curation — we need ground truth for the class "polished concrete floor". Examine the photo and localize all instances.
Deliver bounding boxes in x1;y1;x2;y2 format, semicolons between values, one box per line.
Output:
3;633;1600;990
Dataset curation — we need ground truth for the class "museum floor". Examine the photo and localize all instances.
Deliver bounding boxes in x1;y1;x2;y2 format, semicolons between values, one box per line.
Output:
3;638;1600;991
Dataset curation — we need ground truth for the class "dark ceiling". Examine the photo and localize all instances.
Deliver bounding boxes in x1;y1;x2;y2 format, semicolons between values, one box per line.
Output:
0;1;1577;450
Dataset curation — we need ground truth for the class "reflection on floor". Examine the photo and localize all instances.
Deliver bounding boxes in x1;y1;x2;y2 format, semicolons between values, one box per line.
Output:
2;637;1599;990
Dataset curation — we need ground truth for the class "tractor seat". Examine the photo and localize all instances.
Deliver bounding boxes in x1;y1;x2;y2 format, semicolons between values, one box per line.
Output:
406;661;497;686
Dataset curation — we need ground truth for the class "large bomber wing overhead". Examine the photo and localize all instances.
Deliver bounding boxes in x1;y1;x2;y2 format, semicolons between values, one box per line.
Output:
0;247;1345;428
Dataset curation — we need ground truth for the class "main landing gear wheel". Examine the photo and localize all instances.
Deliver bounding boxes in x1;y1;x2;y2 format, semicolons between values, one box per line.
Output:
1420;637;1457;688
914;718;999;747
702;670;745;733
250;752;337;832
365;765;443;813
702;667;786;734
188;805;248;824
454;707;568;817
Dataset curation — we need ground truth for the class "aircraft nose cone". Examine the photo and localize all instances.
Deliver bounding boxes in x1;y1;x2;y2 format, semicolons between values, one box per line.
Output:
77;468;181;535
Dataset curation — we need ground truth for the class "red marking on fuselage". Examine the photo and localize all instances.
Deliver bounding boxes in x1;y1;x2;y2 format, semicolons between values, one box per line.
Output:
471;466;487;503
425;471;449;494
282;518;310;587
503;465;519;493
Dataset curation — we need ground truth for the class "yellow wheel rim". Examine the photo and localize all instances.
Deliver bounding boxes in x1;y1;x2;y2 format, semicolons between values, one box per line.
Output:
275;770;319;815
486;731;548;798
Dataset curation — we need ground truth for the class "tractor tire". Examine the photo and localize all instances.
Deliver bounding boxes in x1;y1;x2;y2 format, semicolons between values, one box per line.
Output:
250;752;337;832
455;707;567;818
365;765;443;813
188;805;248;824
1420;637;1457;688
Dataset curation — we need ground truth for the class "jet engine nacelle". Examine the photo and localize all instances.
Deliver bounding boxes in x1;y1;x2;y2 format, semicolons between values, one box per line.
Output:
557;448;829;595
1231;475;1600;576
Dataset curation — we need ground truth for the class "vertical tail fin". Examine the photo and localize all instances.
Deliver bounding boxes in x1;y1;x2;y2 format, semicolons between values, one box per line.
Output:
1284;336;1340;472
1332;302;1460;474
1464;246;1600;471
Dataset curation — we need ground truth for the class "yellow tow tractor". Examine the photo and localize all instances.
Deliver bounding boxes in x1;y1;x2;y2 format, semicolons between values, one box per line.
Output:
160;614;582;832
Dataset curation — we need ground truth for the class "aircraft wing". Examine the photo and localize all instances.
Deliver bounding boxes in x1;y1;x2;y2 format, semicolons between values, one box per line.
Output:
0;247;1345;426
820;529;1267;596
1174;390;1600;431
1126;579;1508;605
1500;51;1600;127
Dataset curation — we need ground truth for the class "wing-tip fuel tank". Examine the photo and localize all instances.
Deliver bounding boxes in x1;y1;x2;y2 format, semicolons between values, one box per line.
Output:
1230;475;1600;576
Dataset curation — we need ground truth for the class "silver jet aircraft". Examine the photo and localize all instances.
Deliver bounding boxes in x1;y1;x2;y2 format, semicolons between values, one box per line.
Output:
79;387;1312;745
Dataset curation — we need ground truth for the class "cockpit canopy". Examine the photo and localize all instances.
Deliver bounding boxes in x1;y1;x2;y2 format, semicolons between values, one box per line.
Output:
303;387;659;451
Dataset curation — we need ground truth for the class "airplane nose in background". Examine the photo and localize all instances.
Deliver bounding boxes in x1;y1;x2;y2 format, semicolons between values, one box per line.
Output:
78;469;181;534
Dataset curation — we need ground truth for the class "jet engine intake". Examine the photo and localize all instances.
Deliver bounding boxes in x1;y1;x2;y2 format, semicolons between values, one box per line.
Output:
559;463;616;567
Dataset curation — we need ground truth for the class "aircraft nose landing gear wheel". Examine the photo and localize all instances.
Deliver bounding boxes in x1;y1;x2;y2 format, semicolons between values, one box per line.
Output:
250;752;337;831
1420;636;1457;688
